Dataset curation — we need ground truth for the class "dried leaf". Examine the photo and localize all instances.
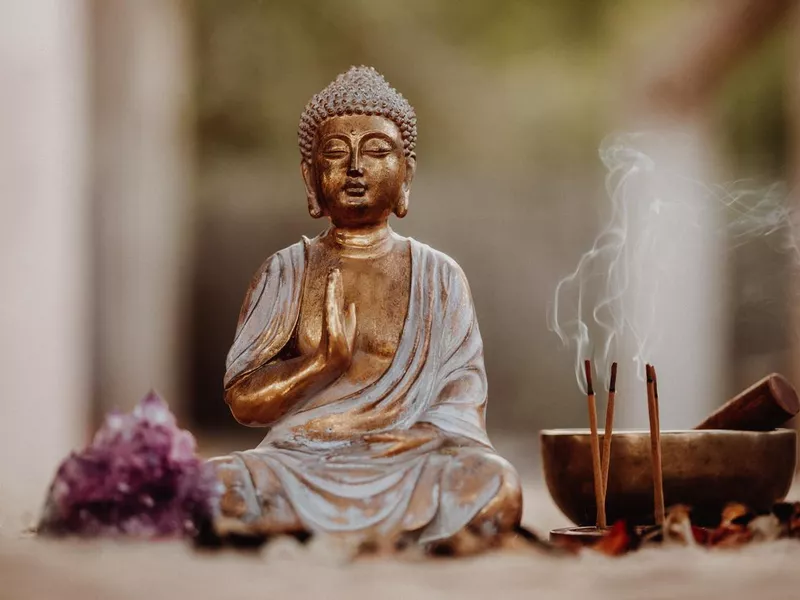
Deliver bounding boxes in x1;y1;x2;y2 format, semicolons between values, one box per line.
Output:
662;505;696;546
747;514;785;542
720;503;751;527
593;520;639;556
690;525;709;545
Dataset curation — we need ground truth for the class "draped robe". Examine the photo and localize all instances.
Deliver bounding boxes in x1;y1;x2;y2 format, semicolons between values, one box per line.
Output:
211;237;518;543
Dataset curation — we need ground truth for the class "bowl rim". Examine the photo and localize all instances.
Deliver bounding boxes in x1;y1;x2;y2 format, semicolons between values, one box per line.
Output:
539;427;796;438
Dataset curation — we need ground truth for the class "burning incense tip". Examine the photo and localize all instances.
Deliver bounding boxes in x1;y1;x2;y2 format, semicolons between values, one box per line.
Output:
646;363;653;383
609;362;618;392
652;366;659;399
584;360;594;395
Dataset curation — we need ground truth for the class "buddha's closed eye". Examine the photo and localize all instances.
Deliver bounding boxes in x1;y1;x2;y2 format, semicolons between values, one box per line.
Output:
362;138;393;156
322;142;349;159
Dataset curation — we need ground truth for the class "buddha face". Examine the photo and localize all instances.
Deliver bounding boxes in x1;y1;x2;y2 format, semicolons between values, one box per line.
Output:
302;115;415;227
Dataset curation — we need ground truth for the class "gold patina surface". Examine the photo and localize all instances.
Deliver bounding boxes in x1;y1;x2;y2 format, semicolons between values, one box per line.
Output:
209;67;522;546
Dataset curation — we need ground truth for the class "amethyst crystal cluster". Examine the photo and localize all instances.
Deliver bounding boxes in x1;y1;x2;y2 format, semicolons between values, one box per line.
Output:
39;392;220;538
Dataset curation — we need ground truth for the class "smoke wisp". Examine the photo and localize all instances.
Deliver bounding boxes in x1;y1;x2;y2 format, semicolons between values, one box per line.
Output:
549;132;796;393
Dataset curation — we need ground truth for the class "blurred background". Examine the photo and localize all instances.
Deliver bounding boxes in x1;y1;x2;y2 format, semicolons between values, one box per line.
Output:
2;0;799;522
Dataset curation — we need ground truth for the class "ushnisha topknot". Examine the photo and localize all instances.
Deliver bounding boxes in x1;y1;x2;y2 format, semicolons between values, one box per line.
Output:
298;66;417;164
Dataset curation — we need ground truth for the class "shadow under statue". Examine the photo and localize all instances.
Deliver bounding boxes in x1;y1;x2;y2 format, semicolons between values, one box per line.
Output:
209;66;522;548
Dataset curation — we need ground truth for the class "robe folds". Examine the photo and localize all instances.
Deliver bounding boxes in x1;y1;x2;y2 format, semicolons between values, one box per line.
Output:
211;237;519;543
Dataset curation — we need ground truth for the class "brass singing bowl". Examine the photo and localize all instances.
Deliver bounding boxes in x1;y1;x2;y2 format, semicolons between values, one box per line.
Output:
541;428;797;526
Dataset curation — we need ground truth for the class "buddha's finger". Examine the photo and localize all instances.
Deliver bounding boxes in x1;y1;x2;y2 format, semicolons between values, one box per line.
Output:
328;271;344;320
345;303;357;348
324;269;338;314
319;272;333;343
333;268;345;312
325;293;345;343
323;277;338;334
330;293;351;350
326;270;344;316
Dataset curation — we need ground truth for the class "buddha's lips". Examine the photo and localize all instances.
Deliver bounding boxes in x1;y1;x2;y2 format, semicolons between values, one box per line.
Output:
344;181;367;195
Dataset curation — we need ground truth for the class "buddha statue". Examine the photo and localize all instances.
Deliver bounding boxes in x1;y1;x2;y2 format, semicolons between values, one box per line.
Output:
209;66;522;547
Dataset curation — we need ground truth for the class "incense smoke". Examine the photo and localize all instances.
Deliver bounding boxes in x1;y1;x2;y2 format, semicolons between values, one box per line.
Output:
548;132;797;393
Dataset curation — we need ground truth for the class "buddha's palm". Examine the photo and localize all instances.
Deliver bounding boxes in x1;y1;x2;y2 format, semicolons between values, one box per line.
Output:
319;268;357;372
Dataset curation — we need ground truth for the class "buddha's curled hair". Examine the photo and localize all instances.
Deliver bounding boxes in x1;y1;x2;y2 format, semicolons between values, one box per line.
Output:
298;66;417;164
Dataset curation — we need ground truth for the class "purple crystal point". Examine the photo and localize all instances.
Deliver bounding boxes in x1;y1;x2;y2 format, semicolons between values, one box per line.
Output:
39;391;219;538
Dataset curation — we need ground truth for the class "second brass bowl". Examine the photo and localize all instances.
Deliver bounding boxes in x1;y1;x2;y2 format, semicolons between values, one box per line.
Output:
541;428;797;526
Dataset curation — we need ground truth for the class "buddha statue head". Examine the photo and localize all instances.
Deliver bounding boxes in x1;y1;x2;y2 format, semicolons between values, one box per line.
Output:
298;66;417;228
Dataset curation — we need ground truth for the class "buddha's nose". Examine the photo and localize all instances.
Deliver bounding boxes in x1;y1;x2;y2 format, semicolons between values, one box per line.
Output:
347;152;363;176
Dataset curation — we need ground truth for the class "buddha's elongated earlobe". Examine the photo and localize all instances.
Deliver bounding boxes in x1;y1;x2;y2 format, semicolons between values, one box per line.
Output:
395;195;408;218
308;195;323;219
395;156;416;218
301;161;324;218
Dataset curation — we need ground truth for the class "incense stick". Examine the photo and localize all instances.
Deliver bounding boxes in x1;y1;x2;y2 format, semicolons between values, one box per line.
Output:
601;362;618;496
646;364;665;525
652;365;664;520
652;364;661;433
585;360;606;529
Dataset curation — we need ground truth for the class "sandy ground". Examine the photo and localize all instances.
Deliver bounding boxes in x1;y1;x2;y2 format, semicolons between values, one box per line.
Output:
4;435;800;600
4;482;800;600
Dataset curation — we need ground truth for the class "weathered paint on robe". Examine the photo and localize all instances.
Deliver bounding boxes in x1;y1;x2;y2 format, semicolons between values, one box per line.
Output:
211;238;518;543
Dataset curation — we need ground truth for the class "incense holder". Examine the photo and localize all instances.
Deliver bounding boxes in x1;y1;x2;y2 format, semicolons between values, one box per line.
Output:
549;526;606;545
541;428;796;526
